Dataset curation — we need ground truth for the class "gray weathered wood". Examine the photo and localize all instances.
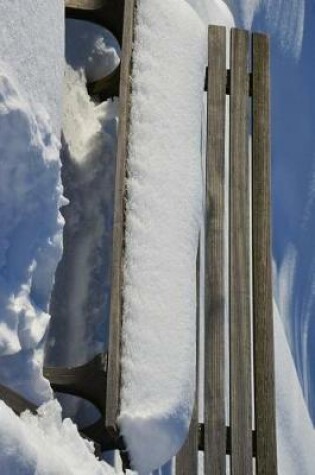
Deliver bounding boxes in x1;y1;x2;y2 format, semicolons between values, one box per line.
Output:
65;0;103;9
105;0;136;431
176;247;200;475
204;25;227;475
229;28;252;475
252;32;278;475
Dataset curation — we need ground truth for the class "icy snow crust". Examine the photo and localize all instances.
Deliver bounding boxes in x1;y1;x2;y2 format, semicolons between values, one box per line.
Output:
119;0;206;472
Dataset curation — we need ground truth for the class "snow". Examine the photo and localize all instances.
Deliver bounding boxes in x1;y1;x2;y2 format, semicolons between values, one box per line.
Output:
0;1;64;404
66;20;120;83
0;70;64;404
118;0;206;472
0;400;116;475
274;303;315;475
46;65;118;371
224;0;305;58
0;0;313;474
187;0;234;26
0;3;118;474
0;1;64;134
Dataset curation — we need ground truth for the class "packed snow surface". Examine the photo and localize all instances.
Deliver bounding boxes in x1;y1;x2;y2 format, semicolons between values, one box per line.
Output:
119;0;206;472
0;1;64;134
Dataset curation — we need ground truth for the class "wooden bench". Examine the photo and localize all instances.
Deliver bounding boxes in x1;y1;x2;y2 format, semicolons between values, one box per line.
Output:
176;26;277;475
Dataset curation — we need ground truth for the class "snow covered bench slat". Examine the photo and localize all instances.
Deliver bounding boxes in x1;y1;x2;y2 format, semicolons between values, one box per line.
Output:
204;25;227;475
106;0;136;432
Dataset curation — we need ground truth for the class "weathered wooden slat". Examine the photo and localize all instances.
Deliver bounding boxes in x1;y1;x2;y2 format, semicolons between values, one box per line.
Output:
65;0;103;9
252;33;278;475
176;248;200;475
204;25;227;475
229;28;252;475
105;0;136;431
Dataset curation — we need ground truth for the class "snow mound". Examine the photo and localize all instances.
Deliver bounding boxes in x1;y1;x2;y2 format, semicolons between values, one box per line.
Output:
119;0;206;472
0;399;117;475
66;19;120;83
274;303;315;475
0;71;65;404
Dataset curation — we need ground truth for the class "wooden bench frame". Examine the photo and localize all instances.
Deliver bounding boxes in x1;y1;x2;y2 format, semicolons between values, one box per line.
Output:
44;0;137;464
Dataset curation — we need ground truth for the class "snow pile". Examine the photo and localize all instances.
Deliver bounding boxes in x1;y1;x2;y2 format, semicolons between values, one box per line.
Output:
0;72;64;404
274;303;315;475
66;20;120;83
0;7;121;473
0;400;117;475
119;0;206;472
46;66;118;369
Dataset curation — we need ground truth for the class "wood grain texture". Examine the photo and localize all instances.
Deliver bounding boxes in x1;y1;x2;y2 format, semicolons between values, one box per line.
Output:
252;33;278;475
229;28;252;475
65;0;103;10
105;0;136;431
176;248;200;475
204;25;227;475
